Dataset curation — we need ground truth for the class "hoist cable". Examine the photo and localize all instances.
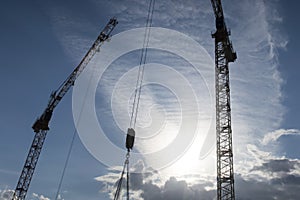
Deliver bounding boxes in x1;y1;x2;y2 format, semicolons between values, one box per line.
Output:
113;152;130;200
113;162;126;200
54;130;76;200
115;0;155;199
133;0;155;128
129;0;153;127
129;0;155;129
132;0;155;129
54;63;97;200
127;156;130;200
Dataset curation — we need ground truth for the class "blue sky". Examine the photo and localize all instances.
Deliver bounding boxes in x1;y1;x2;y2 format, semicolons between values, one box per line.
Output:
1;0;300;199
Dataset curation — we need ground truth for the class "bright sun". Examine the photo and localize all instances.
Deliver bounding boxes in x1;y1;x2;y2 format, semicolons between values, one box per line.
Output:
135;117;216;181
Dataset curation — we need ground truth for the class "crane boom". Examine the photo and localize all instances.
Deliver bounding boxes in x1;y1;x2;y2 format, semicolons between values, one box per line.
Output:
210;0;236;199
12;18;118;200
32;17;118;133
211;0;223;18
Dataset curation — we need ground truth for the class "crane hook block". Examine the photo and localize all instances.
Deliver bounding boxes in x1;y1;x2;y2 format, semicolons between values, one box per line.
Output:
126;128;135;150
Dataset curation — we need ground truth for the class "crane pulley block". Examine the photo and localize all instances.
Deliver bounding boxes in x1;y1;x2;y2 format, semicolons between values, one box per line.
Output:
126;128;135;150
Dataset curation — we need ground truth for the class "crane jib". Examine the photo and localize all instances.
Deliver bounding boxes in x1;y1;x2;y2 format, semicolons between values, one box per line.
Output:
31;18;118;133
48;17;118;113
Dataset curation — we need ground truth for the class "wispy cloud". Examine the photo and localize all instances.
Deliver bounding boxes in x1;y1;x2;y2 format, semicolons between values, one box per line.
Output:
94;0;289;174
39;1;105;62
262;129;300;145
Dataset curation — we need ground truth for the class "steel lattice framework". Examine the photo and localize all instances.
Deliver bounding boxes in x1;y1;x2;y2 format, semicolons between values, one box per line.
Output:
211;0;237;199
213;37;235;199
12;130;47;200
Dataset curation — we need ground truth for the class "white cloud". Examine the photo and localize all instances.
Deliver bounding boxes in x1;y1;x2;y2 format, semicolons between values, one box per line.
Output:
32;193;51;200
95;160;216;200
95;155;300;200
0;188;55;200
262;129;300;145
235;173;300;200
0;189;14;200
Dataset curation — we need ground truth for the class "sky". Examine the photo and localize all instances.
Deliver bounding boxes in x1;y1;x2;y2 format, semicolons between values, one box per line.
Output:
0;0;300;199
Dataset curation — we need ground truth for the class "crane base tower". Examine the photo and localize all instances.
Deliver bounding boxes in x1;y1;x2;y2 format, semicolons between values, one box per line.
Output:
211;0;237;199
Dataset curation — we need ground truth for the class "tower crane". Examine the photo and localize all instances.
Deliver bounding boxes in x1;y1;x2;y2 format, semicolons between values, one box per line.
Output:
12;18;118;200
210;0;237;199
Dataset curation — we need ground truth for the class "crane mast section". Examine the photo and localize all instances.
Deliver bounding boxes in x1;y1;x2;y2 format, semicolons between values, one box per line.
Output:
32;18;118;133
211;0;236;199
12;130;47;200
214;39;235;200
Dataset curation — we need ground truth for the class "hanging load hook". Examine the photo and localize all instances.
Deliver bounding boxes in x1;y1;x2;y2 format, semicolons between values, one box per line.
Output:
126;128;135;150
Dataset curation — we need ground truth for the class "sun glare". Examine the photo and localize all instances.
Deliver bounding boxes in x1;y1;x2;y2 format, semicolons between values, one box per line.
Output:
136;118;216;182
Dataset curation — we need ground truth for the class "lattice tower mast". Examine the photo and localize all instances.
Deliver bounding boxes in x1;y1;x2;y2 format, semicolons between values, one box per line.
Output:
210;0;237;199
